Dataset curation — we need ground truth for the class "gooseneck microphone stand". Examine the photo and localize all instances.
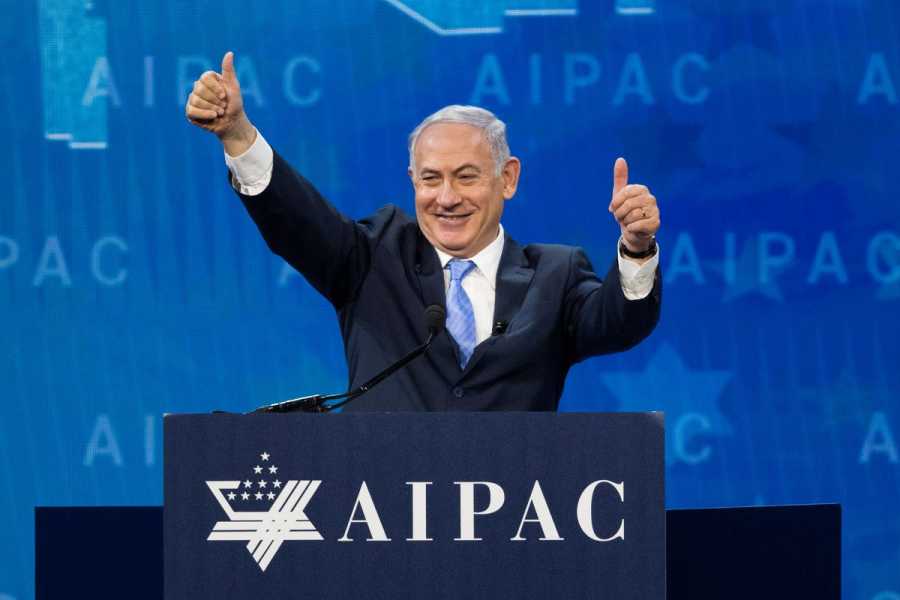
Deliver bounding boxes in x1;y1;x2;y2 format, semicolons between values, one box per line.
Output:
250;305;446;414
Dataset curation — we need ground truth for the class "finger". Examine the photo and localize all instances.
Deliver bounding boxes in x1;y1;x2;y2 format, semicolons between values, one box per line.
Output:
200;71;226;100
618;204;655;226
609;157;628;211
193;80;224;106
187;117;214;130
221;51;237;84
626;218;661;235
194;71;226;107
613;194;653;222
610;184;649;212
190;95;224;115
186;104;218;121
621;206;654;227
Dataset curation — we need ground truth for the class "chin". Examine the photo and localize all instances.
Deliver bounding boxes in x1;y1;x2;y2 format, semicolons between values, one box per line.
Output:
432;231;473;253
437;241;470;256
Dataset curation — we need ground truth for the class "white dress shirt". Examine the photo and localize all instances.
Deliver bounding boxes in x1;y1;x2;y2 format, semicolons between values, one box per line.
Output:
433;227;506;345
225;130;660;343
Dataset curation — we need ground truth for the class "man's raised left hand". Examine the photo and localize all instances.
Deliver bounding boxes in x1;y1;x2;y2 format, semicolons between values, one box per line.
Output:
608;157;660;257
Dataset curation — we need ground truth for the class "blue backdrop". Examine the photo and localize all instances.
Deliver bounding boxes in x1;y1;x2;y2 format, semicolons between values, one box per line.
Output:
2;1;899;598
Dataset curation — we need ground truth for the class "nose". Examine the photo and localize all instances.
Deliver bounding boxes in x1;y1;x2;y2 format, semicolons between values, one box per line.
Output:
436;182;462;209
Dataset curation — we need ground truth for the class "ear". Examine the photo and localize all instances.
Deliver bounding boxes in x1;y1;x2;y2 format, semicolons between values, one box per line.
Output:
501;157;521;200
408;166;416;187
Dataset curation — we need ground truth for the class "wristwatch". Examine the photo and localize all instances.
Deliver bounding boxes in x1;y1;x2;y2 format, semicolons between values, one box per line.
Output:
619;238;657;259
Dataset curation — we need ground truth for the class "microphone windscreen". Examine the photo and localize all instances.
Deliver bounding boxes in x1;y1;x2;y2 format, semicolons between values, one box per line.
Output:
424;304;446;335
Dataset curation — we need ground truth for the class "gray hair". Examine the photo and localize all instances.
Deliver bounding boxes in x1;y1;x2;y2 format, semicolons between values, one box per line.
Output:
408;105;511;176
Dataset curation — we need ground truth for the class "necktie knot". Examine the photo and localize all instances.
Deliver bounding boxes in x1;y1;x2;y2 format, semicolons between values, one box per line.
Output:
448;259;475;282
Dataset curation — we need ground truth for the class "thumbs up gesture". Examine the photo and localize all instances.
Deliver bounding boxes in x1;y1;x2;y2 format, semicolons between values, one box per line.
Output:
185;51;255;153
608;158;660;256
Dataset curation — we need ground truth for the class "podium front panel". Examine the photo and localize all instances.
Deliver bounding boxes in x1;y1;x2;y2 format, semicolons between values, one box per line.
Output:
164;412;664;599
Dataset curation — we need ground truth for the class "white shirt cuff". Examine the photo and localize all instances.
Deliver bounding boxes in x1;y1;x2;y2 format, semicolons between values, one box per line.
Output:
224;129;274;196
617;239;659;301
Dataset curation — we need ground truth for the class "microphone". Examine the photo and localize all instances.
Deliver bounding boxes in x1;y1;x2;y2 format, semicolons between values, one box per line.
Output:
251;305;446;414
423;304;446;336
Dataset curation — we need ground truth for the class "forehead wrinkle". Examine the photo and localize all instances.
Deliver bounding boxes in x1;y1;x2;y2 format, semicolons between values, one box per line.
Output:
415;148;493;175
414;123;493;172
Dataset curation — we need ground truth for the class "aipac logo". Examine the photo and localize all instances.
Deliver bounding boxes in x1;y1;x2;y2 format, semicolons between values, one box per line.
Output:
206;452;322;572
207;450;629;573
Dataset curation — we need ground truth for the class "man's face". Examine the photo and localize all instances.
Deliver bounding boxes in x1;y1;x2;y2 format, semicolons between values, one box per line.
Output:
410;122;520;258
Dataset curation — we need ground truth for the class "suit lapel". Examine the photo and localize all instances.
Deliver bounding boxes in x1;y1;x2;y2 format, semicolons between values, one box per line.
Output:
462;235;535;376
492;236;535;328
414;232;445;311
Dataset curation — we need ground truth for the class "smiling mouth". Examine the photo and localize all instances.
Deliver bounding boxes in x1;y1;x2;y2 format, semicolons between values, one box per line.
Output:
435;214;472;223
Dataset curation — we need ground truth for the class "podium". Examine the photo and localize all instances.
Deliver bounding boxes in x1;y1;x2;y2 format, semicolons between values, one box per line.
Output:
34;413;841;599
165;412;665;598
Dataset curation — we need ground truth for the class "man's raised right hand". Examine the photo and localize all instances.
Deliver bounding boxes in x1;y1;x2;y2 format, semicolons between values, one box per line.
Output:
185;51;256;155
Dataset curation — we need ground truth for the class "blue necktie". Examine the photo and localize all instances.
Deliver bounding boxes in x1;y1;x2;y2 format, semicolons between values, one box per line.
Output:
446;259;477;369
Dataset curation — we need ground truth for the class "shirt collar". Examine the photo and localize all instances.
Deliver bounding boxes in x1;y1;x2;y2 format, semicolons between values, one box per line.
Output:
434;224;506;290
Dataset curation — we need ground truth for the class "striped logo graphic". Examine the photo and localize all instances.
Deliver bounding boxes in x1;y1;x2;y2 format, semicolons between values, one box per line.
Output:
206;451;323;571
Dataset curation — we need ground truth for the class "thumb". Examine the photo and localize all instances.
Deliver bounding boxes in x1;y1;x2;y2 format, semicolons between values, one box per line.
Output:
221;51;237;83
612;157;629;197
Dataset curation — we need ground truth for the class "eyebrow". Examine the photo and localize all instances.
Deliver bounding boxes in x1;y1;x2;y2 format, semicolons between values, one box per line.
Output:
419;163;481;177
419;164;481;176
453;164;481;175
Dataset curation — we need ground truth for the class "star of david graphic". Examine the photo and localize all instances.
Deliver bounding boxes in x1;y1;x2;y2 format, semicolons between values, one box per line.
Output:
207;451;322;571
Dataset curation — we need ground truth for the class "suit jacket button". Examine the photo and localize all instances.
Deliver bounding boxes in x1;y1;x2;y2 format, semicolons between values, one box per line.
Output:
452;386;465;398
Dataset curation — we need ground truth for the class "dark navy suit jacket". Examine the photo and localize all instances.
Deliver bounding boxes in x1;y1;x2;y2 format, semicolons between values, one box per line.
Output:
238;152;661;411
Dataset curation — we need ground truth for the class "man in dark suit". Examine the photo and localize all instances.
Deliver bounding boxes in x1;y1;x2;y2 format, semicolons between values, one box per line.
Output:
186;52;662;411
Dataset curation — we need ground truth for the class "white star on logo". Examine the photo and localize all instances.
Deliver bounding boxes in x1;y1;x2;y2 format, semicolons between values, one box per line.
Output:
273;480;282;488
258;480;267;488
253;465;263;474
260;452;270;461
243;480;252;488
255;492;263;500
227;492;236;500
269;465;278;474
241;492;249;500
267;492;275;500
